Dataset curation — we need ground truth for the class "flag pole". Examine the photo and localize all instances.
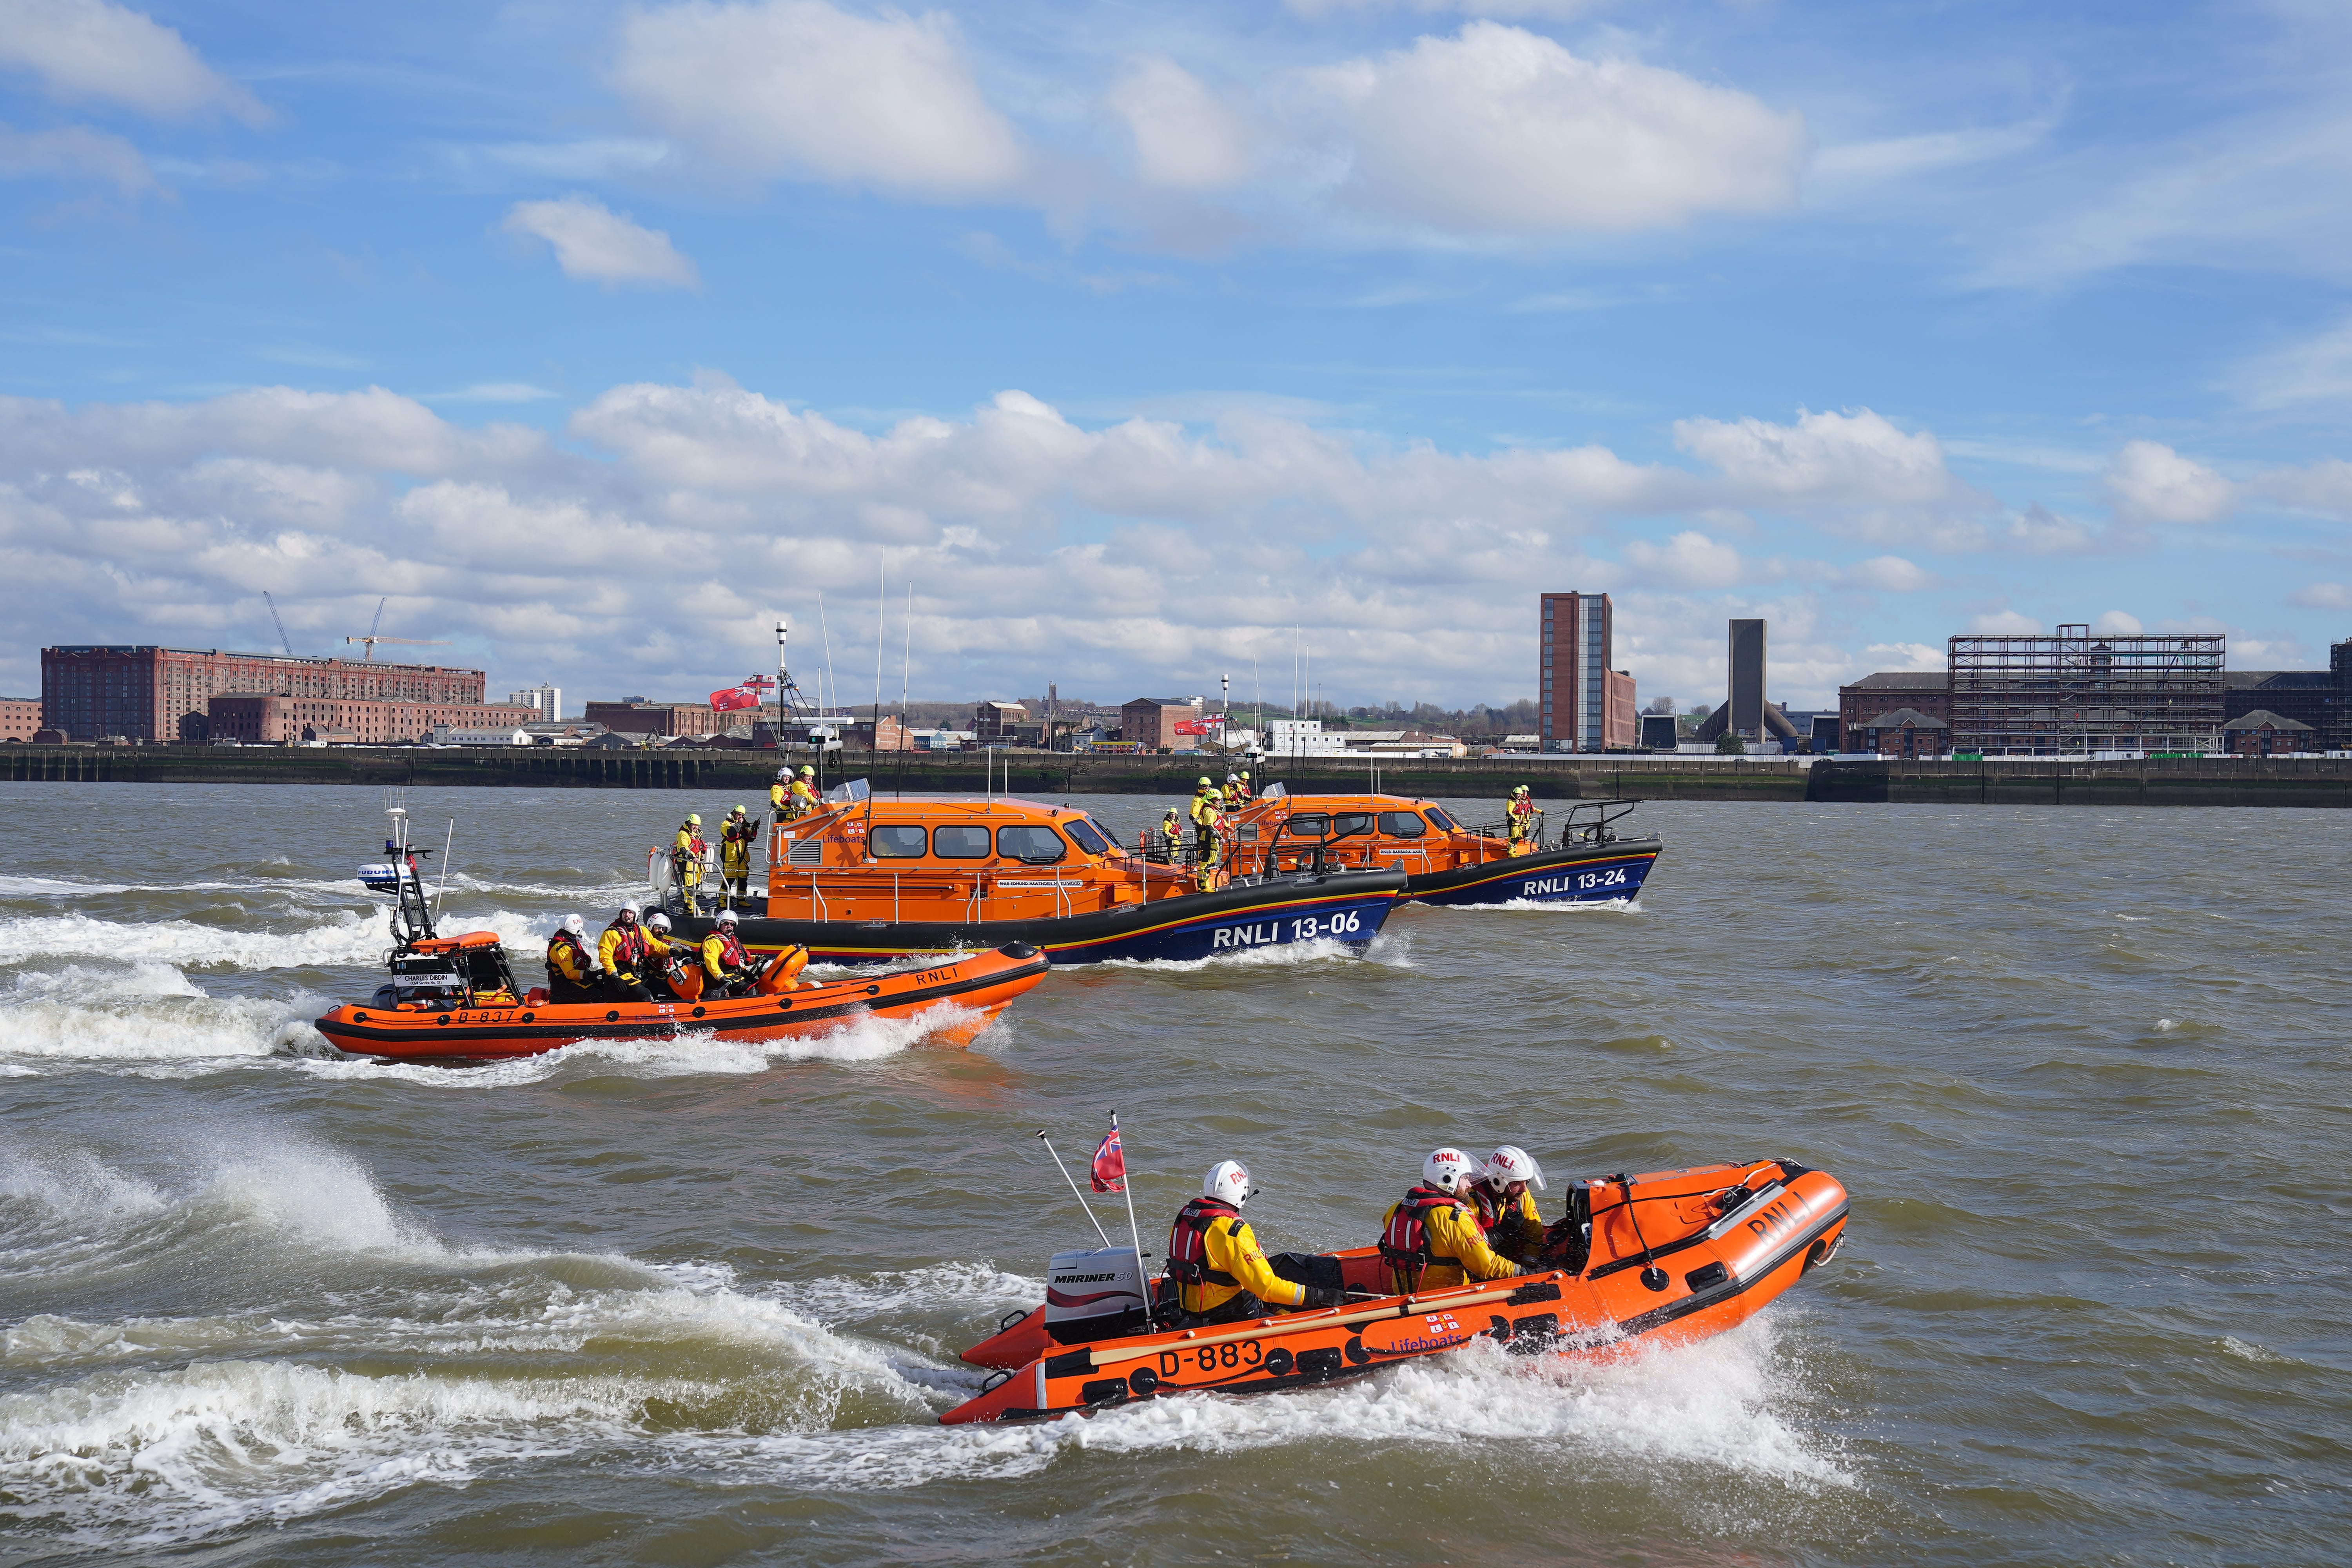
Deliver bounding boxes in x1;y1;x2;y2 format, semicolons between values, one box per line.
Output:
1038;1131;1114;1250
1112;1109;1147;1270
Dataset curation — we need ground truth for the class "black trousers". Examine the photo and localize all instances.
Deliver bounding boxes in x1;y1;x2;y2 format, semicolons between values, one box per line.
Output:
548;976;598;1005
601;976;653;1002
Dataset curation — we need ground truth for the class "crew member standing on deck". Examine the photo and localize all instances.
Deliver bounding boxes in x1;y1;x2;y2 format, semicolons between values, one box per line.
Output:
673;813;708;901
719;805;759;909
1505;786;1539;857
770;768;790;822
1157;807;1185;863
787;765;820;820
1188;777;1224;891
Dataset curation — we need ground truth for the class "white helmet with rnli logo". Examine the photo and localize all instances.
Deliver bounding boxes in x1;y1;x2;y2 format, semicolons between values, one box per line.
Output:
1203;1160;1252;1207
715;907;739;926
1483;1145;1545;1193
648;912;672;933
1423;1147;1483;1195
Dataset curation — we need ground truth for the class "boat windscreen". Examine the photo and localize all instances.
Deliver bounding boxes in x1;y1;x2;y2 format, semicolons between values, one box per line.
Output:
1423;807;1457;830
1062;817;1112;856
1331;813;1373;838
1377;811;1426;837
1283;813;1328;838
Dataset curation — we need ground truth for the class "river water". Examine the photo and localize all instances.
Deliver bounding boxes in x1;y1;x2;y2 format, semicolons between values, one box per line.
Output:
0;782;2345;1567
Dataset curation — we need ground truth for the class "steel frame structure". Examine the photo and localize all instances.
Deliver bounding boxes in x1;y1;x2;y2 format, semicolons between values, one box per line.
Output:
1947;624;2224;755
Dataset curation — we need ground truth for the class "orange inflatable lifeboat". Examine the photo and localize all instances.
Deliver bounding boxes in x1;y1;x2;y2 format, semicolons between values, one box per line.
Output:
940;1157;1846;1424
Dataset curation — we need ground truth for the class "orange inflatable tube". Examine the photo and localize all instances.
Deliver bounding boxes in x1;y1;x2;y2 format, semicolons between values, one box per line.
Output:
755;944;811;995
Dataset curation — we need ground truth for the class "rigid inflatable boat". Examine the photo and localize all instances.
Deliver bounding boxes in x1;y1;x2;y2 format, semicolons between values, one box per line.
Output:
939;1157;1845;1424
653;783;1405;965
317;805;1049;1064
1229;788;1662;908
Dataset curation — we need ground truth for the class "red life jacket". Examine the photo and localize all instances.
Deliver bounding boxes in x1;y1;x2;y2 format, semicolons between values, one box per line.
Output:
1165;1196;1242;1286
547;929;590;979
1380;1184;1461;1273
606;923;647;967
709;928;747;969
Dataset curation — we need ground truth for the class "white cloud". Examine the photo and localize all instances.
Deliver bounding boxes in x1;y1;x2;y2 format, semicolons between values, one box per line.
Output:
1289;0;1606;15
500;195;700;288
2092;610;2143;635
0;0;267;124
2288;583;2352;610
1316;23;1805;236
1107;58;1252;191
2226;316;2352;409
1810;119;2051;191
1969;610;2040;633
2100;440;2233;525
1843;555;1932;592
1622;530;1743;589
2252;458;2352;517
1673;408;1957;505
612;0;1023;198
0;121;161;196
1862;641;1944;671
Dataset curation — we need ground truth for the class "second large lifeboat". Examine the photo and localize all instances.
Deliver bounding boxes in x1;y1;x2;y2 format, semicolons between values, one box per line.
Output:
1228;787;1663;908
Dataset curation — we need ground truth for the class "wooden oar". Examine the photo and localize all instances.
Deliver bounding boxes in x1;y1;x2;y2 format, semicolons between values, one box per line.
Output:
1085;1273;1562;1368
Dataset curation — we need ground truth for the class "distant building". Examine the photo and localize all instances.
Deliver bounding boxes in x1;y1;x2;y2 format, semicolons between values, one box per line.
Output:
1539;592;1636;751
42;645;487;743
0;696;40;740
1728;619;1766;739
206;694;533;744
1950;625;2223;754
1121;697;1202;751
583;699;720;738
2223;638;2352;748
506;684;562;722
434;726;533;747
2222;710;2316;757
1839;671;1950;740
1851;707;1949;759
973;701;1029;742
1810;713;1842;754
1638;713;1679;750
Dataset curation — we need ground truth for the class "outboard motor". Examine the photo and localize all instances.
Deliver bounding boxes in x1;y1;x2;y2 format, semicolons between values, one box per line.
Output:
1043;1245;1148;1344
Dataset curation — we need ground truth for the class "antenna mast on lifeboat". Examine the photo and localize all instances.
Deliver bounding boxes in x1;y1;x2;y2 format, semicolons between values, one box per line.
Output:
382;804;437;950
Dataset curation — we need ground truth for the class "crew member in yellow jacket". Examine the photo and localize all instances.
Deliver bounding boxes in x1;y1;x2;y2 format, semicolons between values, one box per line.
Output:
1379;1148;1527;1293
1166;1160;1347;1325
595;907;676;1002
1473;1144;1547;1264
700;907;758;997
769;769;790;821
673;813;707;897
544;913;597;1004
719;805;758;907
786;765;820;819
1187;778;1223;891
1504;786;1539;857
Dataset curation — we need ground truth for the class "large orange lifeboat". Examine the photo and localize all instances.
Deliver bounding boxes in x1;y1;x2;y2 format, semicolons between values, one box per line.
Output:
1228;786;1662;908
656;781;1406;965
940;1156;1845;1424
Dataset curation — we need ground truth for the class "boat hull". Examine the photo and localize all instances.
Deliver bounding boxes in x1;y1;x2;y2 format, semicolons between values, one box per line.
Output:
314;944;1051;1063
694;871;1406;965
1404;838;1662;907
941;1160;1846;1425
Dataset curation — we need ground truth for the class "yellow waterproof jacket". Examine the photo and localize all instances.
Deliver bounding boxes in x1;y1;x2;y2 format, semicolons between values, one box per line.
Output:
546;931;593;985
1189;793;1221;830
1171;1203;1307;1316
769;782;787;814
1476;1187;1545;1263
721;820;755;872
787;779;818;815
1383;1192;1520;1291
597;923;673;981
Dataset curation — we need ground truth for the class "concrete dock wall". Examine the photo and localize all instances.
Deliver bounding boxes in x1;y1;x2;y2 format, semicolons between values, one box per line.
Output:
8;746;2352;806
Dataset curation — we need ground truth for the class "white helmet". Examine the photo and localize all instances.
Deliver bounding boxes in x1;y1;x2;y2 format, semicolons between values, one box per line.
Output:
715;907;739;926
1203;1160;1251;1206
1226;772;1239;783
776;768;790;781
561;913;584;936
1422;1148;1483;1195
648;912;672;932
1483;1145;1545;1193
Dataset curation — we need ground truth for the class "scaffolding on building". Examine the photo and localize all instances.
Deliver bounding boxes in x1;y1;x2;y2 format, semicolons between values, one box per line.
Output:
1947;625;2224;755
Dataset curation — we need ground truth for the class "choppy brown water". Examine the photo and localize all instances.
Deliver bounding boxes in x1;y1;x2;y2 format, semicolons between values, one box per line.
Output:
1;782;2347;1566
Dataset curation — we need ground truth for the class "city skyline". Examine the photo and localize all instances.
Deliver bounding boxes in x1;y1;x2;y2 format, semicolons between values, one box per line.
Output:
4;2;2351;711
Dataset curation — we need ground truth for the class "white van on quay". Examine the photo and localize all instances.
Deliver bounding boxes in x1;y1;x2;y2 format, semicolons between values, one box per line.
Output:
432;726;533;747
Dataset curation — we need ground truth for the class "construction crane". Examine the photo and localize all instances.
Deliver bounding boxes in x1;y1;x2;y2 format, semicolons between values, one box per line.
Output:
345;635;449;661
262;591;294;657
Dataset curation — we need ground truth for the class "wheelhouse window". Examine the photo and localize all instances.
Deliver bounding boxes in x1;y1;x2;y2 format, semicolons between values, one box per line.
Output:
1330;813;1372;838
1062;817;1112;856
1422;807;1457;831
997;825;1067;864
1282;813;1329;838
934;824;991;858
870;824;927;858
1377;811;1426;837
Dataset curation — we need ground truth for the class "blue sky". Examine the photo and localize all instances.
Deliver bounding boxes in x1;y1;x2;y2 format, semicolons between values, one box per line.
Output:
4;0;2351;715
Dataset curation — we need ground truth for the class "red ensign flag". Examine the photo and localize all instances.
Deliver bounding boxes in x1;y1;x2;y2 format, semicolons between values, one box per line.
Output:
1089;1127;1126;1193
709;687;757;713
